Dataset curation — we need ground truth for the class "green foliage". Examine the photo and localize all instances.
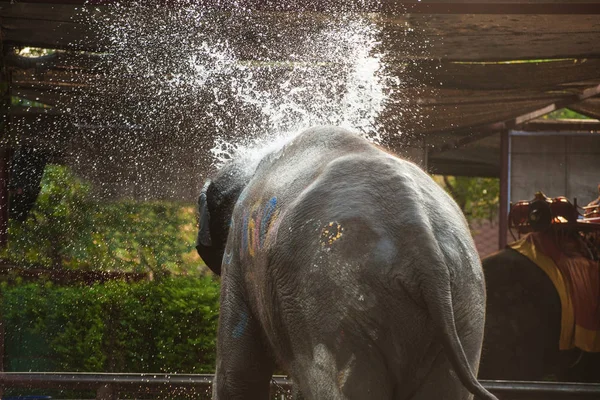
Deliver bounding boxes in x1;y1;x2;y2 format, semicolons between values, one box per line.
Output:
435;176;500;222
16;47;55;57
2;165;203;275
1;166;218;374
5;165;95;268
1;277;220;373
11;96;50;109
92;201;201;275
543;108;591;120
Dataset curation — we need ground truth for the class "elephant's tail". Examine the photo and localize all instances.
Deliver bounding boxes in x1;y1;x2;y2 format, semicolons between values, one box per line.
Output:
422;267;499;400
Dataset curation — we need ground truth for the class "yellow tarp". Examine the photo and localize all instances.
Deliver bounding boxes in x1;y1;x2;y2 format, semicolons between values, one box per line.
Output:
509;232;600;352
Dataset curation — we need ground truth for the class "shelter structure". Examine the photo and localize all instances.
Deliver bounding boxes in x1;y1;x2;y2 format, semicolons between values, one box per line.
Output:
1;0;600;249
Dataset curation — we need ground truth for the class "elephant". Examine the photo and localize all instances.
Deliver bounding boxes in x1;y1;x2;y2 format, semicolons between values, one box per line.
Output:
479;247;600;382
196;126;498;400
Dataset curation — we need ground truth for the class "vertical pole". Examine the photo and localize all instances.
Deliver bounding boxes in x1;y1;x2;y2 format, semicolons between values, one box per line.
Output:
0;22;8;249
499;130;510;249
0;15;10;383
564;135;569;199
0;147;8;248
0;291;3;374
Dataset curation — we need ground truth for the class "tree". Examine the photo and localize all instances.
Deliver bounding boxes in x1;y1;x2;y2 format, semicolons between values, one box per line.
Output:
3;165;203;275
543;108;591;120
435;176;500;223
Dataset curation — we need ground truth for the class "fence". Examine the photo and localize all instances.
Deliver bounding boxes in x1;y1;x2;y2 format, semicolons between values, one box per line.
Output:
2;373;600;399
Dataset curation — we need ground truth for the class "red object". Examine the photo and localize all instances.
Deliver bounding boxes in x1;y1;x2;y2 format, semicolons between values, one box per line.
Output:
509;192;600;237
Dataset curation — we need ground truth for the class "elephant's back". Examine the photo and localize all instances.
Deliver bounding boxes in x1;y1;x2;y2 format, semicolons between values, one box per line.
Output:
249;127;375;200
260;152;484;387
266;148;482;308
271;149;480;276
246;143;487;389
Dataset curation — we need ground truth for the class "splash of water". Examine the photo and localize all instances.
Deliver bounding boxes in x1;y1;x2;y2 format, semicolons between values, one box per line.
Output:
82;2;396;171
178;12;392;167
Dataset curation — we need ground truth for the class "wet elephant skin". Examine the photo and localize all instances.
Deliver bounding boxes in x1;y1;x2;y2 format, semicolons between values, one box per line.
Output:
197;126;498;400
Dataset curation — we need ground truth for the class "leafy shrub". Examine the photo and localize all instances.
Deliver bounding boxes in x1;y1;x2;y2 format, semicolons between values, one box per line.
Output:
1;276;220;373
435;175;500;222
4;165;94;268
2;165;203;275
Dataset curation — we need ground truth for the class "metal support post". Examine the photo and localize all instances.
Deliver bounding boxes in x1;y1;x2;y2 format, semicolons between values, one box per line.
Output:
499;129;510;249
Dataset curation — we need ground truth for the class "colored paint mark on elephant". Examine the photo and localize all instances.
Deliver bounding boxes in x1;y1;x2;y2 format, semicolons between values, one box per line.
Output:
320;221;344;246
264;211;283;247
246;202;261;257
247;217;257;257
240;197;281;258
232;311;249;339
337;354;356;392
223;248;234;266
261;197;278;244
240;213;250;259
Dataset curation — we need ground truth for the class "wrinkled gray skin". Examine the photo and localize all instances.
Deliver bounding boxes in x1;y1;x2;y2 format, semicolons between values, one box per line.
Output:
480;248;600;382
197;127;497;400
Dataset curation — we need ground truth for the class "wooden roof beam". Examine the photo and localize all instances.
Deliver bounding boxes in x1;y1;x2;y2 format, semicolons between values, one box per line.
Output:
403;59;600;91
569;95;600;120
3;5;600;59
520;118;600;132
429;83;600;154
5;1;600;15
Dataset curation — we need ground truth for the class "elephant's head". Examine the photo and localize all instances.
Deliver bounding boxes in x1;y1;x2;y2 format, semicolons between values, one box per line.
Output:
196;162;251;275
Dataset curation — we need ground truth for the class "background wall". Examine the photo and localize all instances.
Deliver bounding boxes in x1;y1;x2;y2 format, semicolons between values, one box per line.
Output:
510;132;600;206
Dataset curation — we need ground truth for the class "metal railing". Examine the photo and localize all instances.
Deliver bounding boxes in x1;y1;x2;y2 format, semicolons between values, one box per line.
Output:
1;373;600;399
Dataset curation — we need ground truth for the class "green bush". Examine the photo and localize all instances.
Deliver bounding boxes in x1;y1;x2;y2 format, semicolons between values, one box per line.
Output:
1;276;220;373
2;165;203;275
4;165;94;268
434;175;500;222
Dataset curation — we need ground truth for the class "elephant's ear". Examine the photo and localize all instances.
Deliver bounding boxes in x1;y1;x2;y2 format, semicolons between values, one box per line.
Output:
196;180;213;247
